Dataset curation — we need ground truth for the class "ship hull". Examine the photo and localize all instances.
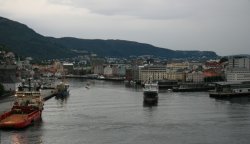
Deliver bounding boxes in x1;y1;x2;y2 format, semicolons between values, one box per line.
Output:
173;87;214;92
143;91;158;104
0;108;42;129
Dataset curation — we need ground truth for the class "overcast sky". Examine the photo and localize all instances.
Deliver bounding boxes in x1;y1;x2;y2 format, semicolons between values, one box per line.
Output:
0;0;250;56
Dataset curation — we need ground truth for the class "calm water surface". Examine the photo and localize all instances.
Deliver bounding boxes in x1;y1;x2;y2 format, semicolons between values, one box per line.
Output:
1;79;250;144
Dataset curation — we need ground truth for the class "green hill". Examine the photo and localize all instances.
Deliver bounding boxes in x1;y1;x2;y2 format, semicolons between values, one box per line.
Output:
0;16;218;60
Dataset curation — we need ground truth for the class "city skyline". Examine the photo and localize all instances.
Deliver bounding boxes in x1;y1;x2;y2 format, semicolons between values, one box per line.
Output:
0;0;249;56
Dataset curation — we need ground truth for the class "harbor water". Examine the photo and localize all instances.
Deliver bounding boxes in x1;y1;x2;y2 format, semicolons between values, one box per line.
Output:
1;79;250;144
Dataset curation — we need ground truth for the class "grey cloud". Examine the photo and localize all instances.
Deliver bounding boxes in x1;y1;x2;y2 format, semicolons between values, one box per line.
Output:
0;0;250;55
48;0;194;19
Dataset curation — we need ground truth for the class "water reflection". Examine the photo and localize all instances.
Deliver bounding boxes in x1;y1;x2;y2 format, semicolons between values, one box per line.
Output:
55;94;69;107
214;97;250;105
11;132;29;144
143;102;158;107
1;119;44;144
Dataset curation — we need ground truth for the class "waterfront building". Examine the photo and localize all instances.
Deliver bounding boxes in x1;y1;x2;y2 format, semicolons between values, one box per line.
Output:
131;65;140;82
228;56;250;70
139;65;186;83
94;65;104;75
226;56;250;82
0;65;21;91
139;65;167;83
112;65;119;76
186;71;204;83
117;65;126;77
63;63;74;75
104;65;113;77
226;68;250;82
166;69;186;82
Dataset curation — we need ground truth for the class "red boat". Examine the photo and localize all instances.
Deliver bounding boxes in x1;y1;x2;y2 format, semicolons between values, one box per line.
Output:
0;91;43;129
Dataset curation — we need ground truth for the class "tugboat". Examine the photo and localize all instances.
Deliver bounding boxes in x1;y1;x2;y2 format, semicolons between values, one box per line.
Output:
0;86;44;129
143;81;159;105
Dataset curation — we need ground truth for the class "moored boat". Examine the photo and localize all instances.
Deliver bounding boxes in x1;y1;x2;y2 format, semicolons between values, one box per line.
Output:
158;80;179;89
56;82;69;97
0;90;43;129
172;83;214;92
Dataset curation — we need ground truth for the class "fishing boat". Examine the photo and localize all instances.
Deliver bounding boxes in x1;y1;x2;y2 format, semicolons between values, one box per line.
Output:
0;90;44;129
143;82;159;104
209;81;250;99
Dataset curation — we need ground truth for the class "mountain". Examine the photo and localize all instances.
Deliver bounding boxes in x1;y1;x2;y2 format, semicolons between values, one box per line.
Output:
0;16;218;60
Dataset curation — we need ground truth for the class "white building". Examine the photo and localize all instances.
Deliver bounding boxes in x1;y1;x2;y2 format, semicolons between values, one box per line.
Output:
94;65;104;75
103;65;113;77
139;65;167;83
186;71;204;83
226;56;250;82
226;68;250;82
228;56;250;70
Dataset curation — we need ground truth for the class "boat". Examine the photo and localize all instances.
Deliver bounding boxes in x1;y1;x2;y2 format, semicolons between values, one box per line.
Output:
209;81;250;99
56;82;69;97
158;80;179;89
18;78;58;100
97;75;105;80
39;77;58;100
172;83;214;92
143;82;159;104
0;90;44;129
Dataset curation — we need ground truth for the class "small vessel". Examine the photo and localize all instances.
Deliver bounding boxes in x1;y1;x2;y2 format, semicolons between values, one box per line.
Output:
18;78;57;100
143;82;159;104
158;80;179;89
97;75;105;80
209;81;250;99
56;82;69;97
39;77;58;100
0;90;43;129
172;83;214;92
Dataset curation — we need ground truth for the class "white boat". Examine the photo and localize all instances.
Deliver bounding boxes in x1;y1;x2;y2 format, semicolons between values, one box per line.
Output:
143;82;159;104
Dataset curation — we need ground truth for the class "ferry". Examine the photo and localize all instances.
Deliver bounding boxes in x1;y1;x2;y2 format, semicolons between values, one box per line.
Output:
209;81;250;99
0;90;44;129
143;82;159;104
